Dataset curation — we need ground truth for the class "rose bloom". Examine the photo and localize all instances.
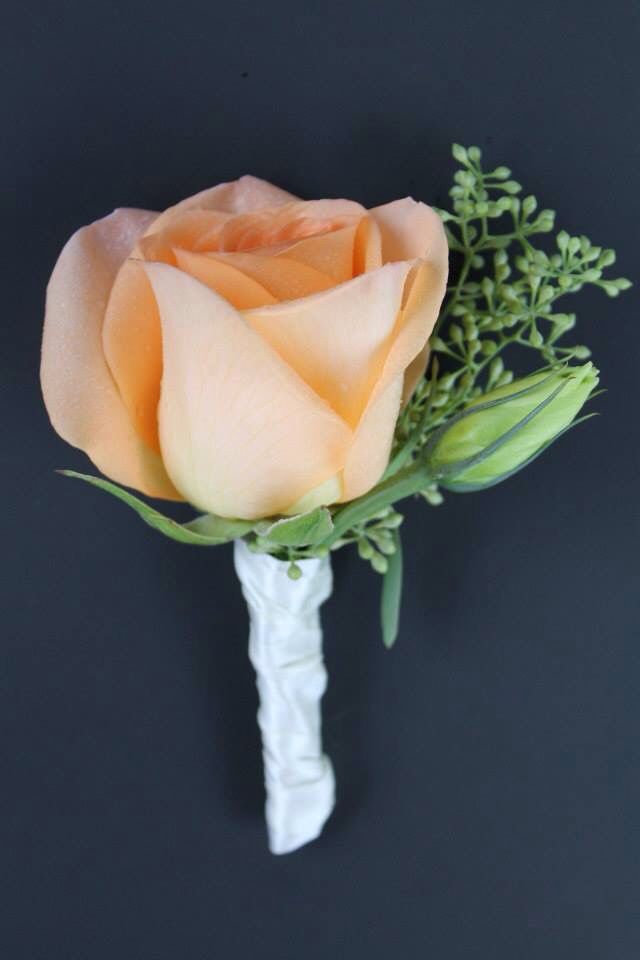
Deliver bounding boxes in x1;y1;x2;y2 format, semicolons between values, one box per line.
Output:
41;177;448;519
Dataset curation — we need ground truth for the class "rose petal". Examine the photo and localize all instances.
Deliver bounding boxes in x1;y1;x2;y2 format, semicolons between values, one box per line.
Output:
102;258;164;451
340;375;404;500
143;263;352;519
340;254;448;500
353;216;383;274
369;198;447;267
206;251;335;301
244;261;413;427
102;200;370;451
103;212;238;453
174;249;277;308
138;209;230;260
283;473;343;516
274;224;359;283
401;342;430;406
41;209;180;499
146;176;299;237
382;259;448;390
218;200;364;252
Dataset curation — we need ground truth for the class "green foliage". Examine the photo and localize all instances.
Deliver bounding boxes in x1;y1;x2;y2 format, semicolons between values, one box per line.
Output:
395;143;630;470
380;529;403;649
332;142;628;642
60;471;253;544
327;506;404;574
252;507;334;547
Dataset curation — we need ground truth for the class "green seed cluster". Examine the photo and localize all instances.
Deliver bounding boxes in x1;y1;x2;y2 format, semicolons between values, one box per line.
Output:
394;142;630;508
275;508;404;575
334;507;404;575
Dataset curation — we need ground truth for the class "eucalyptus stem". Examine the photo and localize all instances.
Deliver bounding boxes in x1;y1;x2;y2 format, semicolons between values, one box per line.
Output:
323;459;432;547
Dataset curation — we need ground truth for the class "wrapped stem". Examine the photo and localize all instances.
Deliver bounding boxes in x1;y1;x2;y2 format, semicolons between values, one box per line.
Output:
233;539;335;854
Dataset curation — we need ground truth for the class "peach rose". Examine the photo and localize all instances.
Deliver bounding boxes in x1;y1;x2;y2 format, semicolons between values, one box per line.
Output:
41;177;448;520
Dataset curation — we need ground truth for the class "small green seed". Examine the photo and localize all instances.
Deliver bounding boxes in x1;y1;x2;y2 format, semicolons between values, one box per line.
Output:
357;538;373;560
370;553;389;575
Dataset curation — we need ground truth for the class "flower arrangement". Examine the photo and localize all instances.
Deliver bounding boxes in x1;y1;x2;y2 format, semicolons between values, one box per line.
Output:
41;144;630;852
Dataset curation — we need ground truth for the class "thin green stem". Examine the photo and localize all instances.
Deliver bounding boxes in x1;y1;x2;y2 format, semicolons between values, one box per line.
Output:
321;461;433;548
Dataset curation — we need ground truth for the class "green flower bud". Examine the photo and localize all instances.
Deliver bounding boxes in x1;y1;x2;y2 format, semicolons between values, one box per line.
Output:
425;363;598;491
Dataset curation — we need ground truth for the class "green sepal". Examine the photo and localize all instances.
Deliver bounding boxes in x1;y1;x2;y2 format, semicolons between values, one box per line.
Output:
58;471;252;545
254;507;334;547
182;512;254;541
380;529;403;649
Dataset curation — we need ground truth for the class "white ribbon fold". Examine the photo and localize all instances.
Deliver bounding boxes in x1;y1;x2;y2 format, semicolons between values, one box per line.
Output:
233;539;335;855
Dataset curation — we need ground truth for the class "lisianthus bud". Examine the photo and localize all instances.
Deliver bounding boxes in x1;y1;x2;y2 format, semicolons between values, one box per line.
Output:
425;363;599;491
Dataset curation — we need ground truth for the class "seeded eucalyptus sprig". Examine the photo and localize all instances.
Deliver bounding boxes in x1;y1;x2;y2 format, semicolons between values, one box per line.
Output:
394;143;631;479
61;144;630;646
320;142;628;642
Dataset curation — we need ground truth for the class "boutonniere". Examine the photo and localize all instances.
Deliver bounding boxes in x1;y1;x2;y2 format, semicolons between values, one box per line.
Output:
41;144;630;852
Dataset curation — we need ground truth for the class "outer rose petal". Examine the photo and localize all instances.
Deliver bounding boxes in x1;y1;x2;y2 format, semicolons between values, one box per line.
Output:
138;209;230;259
340;254;449;501
145;176;299;237
383;259;448;390
341;375;405;499
353;216;383;275
143;263;353;520
102;213;235;445
401;342;430;407
244;261;413;427
369;198;447;267
102;258;163;451
41;208;181;500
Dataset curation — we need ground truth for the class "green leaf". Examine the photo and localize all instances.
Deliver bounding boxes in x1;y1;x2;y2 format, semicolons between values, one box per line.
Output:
380;530;403;649
182;512;254;540
255;507;334;547
59;471;252;545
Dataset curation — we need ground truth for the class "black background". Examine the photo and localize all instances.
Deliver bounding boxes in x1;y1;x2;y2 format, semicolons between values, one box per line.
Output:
3;1;639;957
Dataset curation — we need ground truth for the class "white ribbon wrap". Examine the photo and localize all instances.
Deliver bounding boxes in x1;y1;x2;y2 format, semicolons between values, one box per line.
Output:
233;539;335;855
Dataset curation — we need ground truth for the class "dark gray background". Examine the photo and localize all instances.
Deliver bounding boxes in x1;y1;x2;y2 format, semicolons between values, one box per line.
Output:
3;1;639;957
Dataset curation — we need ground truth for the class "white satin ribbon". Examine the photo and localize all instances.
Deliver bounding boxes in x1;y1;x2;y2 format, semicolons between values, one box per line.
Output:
233;539;335;855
